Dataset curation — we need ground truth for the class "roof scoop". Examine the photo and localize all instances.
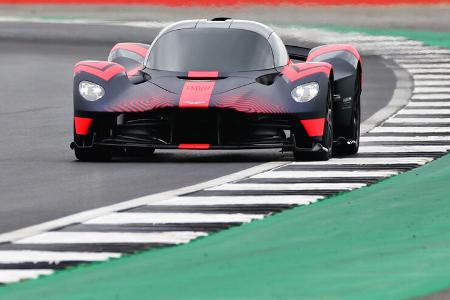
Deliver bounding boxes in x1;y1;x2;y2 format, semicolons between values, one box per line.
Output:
209;17;232;21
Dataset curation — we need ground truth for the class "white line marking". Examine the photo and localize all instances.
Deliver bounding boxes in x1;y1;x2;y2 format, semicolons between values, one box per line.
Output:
397;59;450;64
208;183;367;191
85;213;265;225
413;75;450;80
358;145;450;152
372;127;450;133
291;157;433;165
411;93;450;100
0;270;53;284
409;69;450;74
0;251;121;263
398;109;450;115
402;63;450;69
407;102;450;107
251;170;398;178
414;81;450;87
152;195;322;206
14;232;208;245
385;118;450;122
413;87;450;93
360;136;450;142
386;118;450;123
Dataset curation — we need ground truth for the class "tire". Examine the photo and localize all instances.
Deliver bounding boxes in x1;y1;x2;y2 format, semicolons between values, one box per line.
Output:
75;147;111;162
293;84;334;161
337;71;361;155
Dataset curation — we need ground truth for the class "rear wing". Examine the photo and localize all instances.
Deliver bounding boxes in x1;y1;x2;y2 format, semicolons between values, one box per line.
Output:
285;45;311;61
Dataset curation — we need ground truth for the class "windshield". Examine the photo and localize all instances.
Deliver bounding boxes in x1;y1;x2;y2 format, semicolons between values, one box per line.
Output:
147;28;275;72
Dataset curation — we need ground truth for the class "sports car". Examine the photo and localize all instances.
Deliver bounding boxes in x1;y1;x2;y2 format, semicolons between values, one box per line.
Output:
70;18;362;161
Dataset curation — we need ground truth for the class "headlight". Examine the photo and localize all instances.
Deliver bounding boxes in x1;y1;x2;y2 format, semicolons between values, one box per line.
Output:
291;82;319;103
79;81;105;101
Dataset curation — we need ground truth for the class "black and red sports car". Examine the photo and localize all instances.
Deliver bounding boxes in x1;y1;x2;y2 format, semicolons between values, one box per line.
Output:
71;18;362;161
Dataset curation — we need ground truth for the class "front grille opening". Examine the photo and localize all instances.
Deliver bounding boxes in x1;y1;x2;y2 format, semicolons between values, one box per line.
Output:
106;109;293;146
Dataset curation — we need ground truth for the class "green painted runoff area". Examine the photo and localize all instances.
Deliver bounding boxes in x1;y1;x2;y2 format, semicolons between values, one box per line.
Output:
314;25;450;49
0;153;450;299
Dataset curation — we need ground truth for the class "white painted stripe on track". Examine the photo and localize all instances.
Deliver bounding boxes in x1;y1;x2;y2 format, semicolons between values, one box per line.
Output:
360;136;450;142
412;75;450;81
358;145;450;152
14;232;208;245
398;109;450;115
152;196;322;206
85;213;265;225
208;183;367;191
413;87;450;93
386;55;450;60
408;69;450;74
407;102;450;107
411;93;450;100
251;170;398;178
402;63;450;69
386;118;450;123
291;157;433;165
0;251;121;263
413;81;450;87
398;59;450;64
0;270;53;284
372;127;450;133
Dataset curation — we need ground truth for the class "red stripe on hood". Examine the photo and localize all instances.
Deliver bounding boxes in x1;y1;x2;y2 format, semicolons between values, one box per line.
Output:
179;71;218;108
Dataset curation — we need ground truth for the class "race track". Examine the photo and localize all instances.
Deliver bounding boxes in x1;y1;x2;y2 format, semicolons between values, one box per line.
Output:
0;24;396;233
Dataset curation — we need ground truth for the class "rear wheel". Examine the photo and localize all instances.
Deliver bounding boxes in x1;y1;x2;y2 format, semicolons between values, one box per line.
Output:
74;146;111;162
293;85;334;161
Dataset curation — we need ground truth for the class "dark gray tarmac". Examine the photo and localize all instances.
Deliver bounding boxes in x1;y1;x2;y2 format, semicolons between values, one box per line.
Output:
0;27;396;233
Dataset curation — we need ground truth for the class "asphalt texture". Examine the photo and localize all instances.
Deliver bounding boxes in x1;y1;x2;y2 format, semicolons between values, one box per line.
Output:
0;25;396;234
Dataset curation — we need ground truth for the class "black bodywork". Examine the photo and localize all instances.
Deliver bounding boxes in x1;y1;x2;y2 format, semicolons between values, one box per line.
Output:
71;19;362;160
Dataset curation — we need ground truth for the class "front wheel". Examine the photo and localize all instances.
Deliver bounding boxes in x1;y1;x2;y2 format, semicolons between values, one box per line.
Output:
293;85;334;161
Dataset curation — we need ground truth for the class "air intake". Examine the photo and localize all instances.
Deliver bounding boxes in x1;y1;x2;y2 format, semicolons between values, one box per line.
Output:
209;17;232;21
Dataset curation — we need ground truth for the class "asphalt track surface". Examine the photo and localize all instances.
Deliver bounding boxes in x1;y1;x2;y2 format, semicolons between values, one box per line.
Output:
0;24;395;234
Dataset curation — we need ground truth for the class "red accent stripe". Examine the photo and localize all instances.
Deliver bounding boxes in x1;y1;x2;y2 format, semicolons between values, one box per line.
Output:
187;71;219;78
282;64;331;82
300;118;325;137
178;144;210;149
179;71;218;108
74;117;93;135
307;44;361;62
111;43;148;57
73;62;126;81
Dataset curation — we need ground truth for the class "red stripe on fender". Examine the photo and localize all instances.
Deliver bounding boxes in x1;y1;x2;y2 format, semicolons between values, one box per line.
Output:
73;63;126;81
300;118;325;137
74;117;93;135
179;71;218;108
178;144;210;149
188;71;219;78
282;64;332;82
307;44;360;62
111;43;148;57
